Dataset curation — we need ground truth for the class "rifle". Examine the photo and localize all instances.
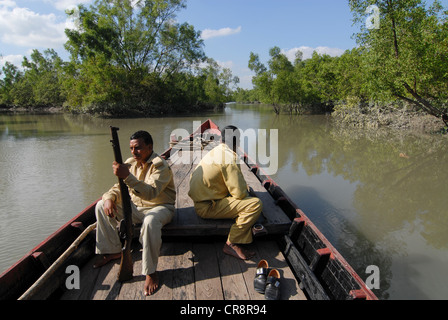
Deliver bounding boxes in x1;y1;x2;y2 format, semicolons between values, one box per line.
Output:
110;126;134;282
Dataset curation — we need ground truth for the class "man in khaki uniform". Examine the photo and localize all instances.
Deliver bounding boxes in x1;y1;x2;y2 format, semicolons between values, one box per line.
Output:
94;130;176;296
189;125;262;260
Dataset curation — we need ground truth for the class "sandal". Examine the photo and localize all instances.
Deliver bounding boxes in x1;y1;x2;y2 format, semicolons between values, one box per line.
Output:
254;260;270;294
265;269;281;300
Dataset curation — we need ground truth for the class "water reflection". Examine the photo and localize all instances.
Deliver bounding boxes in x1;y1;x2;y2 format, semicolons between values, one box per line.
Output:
262;114;447;299
0;107;447;299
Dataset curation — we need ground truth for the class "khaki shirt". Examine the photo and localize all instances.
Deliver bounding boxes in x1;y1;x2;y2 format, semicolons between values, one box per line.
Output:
103;152;176;208
188;143;248;202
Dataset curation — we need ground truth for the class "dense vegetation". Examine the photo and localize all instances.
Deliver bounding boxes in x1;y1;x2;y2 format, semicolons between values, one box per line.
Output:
0;0;238;116
1;0;447;127
236;0;448;127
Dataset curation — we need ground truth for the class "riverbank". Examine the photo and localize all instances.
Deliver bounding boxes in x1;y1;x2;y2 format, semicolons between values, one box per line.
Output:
236;101;447;134
0;102;224;118
0;106;64;114
2;102;446;134
331;102;447;134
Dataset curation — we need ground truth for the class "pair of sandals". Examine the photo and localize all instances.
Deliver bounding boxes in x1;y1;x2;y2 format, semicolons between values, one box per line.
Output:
253;260;281;300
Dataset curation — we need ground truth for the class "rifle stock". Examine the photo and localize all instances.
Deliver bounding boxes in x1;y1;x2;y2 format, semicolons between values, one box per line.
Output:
110;126;134;282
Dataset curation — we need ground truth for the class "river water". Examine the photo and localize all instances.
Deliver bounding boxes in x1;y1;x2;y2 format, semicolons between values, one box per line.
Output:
0;104;447;300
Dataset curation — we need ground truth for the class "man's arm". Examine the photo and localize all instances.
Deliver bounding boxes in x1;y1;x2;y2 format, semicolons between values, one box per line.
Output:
222;163;249;200
102;183;121;203
124;157;172;201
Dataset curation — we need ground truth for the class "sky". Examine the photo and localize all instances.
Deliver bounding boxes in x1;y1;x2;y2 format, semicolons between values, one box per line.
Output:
0;0;397;89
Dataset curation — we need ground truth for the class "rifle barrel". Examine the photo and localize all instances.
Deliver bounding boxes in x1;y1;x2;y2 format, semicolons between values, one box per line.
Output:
110;126;134;282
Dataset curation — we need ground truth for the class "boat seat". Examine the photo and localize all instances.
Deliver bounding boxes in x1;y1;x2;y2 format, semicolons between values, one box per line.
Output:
129;144;291;238
129;206;232;238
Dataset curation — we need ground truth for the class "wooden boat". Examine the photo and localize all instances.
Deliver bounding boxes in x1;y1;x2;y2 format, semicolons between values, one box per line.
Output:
0;119;377;301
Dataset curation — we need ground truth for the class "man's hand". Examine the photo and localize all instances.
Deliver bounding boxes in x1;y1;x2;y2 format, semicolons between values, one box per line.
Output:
113;161;130;179
103;199;117;218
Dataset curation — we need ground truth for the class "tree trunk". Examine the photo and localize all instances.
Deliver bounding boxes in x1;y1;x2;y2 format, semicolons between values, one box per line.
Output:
397;82;448;126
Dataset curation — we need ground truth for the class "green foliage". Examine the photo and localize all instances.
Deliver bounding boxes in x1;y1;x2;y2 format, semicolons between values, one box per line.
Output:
199;58;239;105
2;0;447;123
0;62;22;106
0;49;65;108
0;0;237;116
349;0;448;121
248;47;363;114
247;0;448;125
63;0;207;115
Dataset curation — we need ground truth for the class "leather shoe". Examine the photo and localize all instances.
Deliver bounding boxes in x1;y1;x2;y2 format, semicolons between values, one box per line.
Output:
265;269;281;300
254;260;270;294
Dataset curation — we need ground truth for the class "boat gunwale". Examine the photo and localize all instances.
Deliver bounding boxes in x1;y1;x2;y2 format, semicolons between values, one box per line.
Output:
0;119;377;300
167;119;377;300
240;141;377;300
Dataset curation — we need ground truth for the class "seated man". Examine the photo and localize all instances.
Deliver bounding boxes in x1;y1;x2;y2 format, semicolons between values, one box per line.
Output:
188;125;262;260
94;130;176;296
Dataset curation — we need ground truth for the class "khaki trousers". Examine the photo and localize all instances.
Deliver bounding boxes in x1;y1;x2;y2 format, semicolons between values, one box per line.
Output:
194;196;262;244
95;200;174;275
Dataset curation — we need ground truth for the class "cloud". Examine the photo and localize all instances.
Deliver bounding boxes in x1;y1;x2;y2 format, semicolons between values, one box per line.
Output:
0;4;70;49
201;26;242;40
282;46;345;62
0;54;24;68
1;0;16;8
216;60;235;70
0;1;87;50
45;0;92;11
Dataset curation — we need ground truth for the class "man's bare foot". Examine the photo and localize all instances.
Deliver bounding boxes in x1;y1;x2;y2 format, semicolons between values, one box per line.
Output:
144;273;159;296
93;253;121;269
223;242;255;260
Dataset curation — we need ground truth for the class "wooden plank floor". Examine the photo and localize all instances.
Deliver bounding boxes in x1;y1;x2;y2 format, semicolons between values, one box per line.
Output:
61;139;306;300
61;240;307;300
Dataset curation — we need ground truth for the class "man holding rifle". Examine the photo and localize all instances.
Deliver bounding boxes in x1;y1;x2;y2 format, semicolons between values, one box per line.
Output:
94;130;176;296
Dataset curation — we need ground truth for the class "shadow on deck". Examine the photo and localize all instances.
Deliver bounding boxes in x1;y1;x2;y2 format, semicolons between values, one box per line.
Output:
61;240;306;300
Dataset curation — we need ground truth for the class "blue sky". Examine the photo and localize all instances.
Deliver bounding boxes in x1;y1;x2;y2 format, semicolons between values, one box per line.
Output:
177;0;357;88
0;0;443;89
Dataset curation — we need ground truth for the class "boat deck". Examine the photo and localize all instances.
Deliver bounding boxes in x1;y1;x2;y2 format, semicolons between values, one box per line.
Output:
61;239;306;300
61;139;305;300
1;120;376;301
